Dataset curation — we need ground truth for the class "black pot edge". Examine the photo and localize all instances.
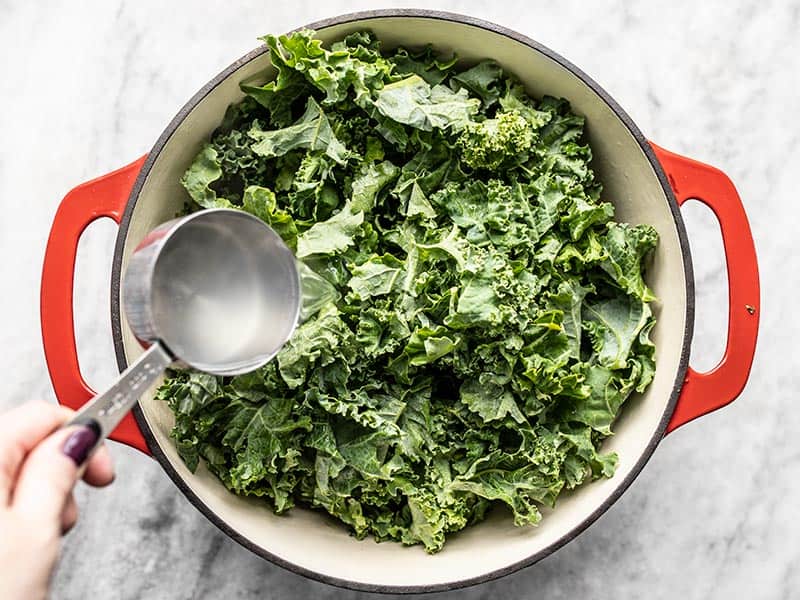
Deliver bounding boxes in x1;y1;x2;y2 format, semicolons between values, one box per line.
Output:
109;8;695;595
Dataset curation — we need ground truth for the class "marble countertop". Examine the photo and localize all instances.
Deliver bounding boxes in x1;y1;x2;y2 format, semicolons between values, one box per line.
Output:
0;1;795;598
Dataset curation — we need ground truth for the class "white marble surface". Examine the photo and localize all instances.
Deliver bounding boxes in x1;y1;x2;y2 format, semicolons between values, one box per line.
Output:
0;0;795;598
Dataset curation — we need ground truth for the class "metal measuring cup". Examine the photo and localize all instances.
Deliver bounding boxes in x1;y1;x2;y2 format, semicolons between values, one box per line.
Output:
63;208;301;454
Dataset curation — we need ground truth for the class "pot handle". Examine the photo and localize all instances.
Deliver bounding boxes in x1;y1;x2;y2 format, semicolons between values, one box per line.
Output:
40;157;151;454
650;143;760;433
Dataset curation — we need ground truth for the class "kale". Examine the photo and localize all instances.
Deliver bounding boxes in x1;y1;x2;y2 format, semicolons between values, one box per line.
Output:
158;29;658;553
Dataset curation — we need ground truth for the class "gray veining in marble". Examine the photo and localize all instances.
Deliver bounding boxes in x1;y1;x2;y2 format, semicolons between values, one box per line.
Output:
0;0;797;598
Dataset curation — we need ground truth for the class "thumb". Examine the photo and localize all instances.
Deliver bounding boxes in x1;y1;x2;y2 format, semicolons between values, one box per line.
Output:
11;425;98;522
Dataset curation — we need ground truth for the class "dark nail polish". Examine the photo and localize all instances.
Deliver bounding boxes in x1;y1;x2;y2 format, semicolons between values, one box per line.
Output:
62;426;99;466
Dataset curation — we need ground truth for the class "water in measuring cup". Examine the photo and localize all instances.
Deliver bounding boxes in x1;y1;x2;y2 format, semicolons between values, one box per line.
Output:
150;216;299;372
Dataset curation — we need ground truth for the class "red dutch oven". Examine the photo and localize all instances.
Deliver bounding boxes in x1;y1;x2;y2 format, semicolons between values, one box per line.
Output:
39;10;759;593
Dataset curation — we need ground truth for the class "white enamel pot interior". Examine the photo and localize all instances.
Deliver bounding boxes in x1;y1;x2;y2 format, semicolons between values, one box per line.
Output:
110;10;692;593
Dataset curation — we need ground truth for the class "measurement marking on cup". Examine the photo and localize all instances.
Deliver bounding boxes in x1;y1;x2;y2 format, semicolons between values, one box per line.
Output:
99;391;125;417
99;361;159;417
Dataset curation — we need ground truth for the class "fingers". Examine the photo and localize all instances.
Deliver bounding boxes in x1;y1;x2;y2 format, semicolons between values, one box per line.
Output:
82;444;115;488
10;426;87;522
61;492;78;534
0;402;72;506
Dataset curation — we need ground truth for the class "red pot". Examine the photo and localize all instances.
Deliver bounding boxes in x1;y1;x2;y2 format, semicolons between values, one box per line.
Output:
40;10;759;593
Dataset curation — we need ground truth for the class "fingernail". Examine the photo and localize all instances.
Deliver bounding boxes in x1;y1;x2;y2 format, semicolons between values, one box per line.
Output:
62;426;99;466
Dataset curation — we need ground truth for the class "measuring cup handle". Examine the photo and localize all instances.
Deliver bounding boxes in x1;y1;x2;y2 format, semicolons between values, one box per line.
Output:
41;157;151;454
63;343;172;460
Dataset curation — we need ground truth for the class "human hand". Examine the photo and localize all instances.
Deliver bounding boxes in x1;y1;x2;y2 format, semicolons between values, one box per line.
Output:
0;401;115;600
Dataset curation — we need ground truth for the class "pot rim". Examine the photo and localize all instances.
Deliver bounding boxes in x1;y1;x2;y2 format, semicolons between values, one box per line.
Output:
109;8;695;594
